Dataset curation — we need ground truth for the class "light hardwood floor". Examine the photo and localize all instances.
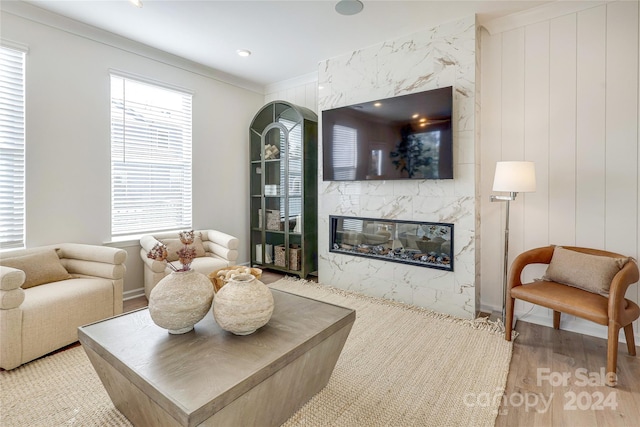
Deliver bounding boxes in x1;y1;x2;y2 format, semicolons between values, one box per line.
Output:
496;320;640;426
125;270;640;426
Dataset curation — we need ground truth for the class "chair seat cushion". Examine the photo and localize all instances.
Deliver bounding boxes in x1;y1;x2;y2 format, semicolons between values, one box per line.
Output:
511;281;611;325
20;277;116;364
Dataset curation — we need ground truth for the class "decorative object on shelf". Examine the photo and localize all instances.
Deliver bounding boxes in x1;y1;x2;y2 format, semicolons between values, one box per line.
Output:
148;269;214;334
255;243;273;264
266;209;281;230
274;244;301;270
212;273;274;335
264;143;279;160
208;265;262;293
265;185;278;196
147;229;197;271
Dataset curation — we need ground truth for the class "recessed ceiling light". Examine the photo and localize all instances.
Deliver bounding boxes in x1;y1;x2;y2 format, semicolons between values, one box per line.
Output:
236;49;252;57
335;0;364;16
129;0;143;8
373;102;382;107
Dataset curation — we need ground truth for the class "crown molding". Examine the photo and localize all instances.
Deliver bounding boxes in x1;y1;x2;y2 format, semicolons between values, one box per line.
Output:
1;0;266;94
264;71;319;95
481;1;612;35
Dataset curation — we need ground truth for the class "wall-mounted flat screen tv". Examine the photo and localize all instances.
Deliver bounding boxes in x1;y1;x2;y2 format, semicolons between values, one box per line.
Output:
322;86;453;181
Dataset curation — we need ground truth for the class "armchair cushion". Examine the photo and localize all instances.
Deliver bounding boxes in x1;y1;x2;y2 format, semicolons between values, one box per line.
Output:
161;234;206;262
0;249;71;289
542;246;629;296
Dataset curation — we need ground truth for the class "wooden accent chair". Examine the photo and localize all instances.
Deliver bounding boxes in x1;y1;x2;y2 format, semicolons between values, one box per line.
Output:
505;245;639;386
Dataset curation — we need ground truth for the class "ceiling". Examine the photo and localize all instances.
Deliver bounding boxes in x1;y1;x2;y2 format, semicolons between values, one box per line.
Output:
16;0;550;89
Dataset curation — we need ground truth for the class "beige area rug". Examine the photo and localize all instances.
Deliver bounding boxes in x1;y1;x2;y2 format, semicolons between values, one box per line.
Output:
0;278;512;427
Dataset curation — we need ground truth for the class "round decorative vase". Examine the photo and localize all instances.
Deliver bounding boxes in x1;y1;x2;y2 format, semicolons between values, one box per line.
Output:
149;270;214;334
213;273;274;335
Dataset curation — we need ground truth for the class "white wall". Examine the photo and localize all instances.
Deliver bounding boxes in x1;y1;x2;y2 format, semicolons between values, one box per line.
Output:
480;1;640;340
1;7;264;297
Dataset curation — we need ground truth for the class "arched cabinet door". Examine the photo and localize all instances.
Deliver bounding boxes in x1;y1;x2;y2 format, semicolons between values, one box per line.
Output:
249;101;318;278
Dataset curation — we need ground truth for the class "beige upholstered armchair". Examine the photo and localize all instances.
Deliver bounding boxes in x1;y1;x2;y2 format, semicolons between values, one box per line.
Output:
139;229;239;298
505;245;639;386
0;243;127;370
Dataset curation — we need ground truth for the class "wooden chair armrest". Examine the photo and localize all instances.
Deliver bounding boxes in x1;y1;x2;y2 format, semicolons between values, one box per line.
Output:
507;246;555;290
608;259;639;318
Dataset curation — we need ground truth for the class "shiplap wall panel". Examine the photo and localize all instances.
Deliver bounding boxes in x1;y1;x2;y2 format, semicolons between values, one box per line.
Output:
605;1;639;258
501;28;528;271
637;2;640;337
479;29;504;309
548;14;577;246
264;82;318;114
606;2;640;340
576;6;607;249
481;1;640;340
305;84;317;113
523;21;550;255
519;22;551;317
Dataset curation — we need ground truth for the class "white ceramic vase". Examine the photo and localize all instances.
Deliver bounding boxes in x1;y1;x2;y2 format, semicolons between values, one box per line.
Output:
149;270;214;334
213;273;274;335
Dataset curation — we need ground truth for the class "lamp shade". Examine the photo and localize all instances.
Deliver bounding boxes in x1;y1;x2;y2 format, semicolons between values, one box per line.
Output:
492;161;536;193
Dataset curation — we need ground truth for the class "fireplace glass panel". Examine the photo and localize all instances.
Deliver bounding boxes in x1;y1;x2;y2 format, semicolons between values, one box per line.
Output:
330;215;453;271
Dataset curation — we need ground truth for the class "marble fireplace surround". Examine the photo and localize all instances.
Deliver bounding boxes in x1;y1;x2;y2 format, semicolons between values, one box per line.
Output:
317;15;478;319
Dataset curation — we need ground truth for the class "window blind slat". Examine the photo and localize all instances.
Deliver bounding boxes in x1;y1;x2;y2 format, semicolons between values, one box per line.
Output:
0;46;25;250
110;75;193;236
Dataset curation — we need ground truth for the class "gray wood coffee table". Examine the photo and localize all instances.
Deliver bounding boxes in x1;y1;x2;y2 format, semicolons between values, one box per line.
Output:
78;289;355;427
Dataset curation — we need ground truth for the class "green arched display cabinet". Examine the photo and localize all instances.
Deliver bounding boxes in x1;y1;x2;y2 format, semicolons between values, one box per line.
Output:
249;101;318;278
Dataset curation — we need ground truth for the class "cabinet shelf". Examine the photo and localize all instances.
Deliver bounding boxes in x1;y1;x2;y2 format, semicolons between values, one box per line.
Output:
249;101;318;278
251;228;302;237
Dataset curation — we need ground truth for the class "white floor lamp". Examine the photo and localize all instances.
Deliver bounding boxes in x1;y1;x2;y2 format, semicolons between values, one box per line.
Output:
490;161;536;323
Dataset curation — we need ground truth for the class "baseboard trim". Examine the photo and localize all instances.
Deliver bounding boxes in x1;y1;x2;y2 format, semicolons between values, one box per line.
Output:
123;287;145;301
515;312;639;346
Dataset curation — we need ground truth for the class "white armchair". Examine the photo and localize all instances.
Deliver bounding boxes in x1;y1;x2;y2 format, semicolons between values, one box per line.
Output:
139;229;239;298
0;243;127;370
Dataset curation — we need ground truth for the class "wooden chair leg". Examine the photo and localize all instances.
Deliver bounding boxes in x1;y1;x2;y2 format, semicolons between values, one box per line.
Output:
606;321;620;387
623;324;637;356
553;311;561;329
505;295;515;341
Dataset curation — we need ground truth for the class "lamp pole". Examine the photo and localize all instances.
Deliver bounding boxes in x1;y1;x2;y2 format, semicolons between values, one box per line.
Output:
490;192;517;323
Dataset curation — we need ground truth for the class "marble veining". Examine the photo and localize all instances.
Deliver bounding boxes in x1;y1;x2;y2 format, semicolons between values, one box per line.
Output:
317;16;478;319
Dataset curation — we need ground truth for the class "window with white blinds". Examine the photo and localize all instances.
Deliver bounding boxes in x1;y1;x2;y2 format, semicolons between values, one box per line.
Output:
0;46;26;250
110;75;193;236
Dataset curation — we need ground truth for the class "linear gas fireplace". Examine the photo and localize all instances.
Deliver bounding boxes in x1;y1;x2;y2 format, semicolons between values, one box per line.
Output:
329;215;454;271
